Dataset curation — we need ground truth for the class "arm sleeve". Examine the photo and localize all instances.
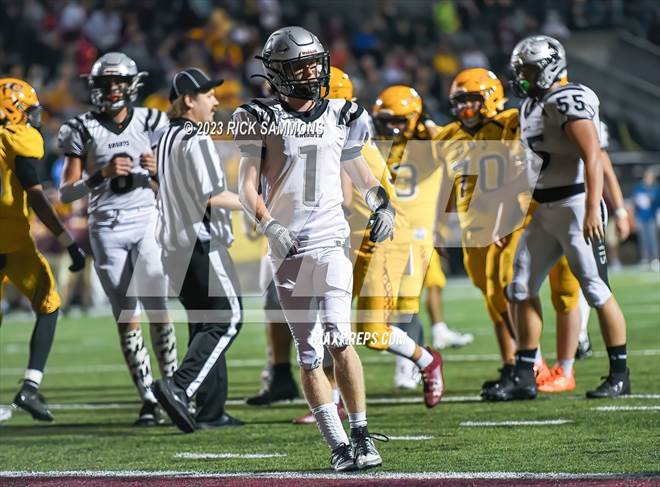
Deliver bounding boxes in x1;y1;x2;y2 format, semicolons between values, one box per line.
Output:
341;103;370;162
232;106;264;158
58;120;86;158
544;87;598;128
14;156;42;189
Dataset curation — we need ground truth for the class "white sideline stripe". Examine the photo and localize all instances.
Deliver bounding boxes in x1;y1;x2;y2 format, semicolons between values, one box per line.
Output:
1;470;657;480
174;453;286;459
388;435;434;441
460;419;572;427
10;393;660;412
592;406;660;411
3;348;659;376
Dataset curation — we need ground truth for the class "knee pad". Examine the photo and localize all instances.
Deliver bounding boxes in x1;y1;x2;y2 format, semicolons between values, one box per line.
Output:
297;350;323;370
506;281;530;304
581;280;612;309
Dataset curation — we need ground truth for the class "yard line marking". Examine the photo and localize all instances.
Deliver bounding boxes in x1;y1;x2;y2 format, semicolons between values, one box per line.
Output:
591;406;660;411
460;419;572;427
1;470;658;480
14;395;481;412
626;394;660;399
174;453;286;459
388;435;435;441
3;349;658;376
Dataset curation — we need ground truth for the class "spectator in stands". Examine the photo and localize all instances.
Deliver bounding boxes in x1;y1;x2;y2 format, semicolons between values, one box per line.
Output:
633;168;660;270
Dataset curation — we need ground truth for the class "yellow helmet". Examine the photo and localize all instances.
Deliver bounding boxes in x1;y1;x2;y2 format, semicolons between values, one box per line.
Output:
328;66;354;101
372;85;423;140
449;68;505;119
0;78;41;127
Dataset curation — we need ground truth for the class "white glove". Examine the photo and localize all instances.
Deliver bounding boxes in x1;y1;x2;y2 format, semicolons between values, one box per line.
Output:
264;219;299;258
368;207;395;242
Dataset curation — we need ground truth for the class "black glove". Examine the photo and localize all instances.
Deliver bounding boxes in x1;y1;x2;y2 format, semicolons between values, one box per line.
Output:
66;243;86;272
264;220;299;259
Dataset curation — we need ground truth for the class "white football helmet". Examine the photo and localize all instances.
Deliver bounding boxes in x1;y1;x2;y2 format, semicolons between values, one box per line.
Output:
510;35;566;97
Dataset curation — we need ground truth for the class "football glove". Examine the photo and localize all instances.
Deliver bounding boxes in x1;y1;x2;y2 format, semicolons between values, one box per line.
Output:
264;219;299;259
365;186;395;243
368;207;395;242
66;243;86;272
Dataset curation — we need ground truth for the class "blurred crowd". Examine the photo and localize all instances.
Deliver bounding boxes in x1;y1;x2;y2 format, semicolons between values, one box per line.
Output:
1;0;659;315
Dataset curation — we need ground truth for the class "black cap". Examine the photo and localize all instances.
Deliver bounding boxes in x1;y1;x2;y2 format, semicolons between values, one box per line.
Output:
169;68;223;102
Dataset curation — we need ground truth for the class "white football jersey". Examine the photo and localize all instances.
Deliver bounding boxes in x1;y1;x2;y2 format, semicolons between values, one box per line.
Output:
233;98;370;251
58;107;168;213
520;83;601;190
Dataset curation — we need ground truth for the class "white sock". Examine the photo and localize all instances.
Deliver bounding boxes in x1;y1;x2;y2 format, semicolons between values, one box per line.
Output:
120;328;156;403
312;403;349;450
534;347;543;366
149;322;178;377
331;388;341;405
386;326;416;358
24;369;43;388
433;321;448;331
557;359;574;375
348;411;367;429
415;347;433;369
578;291;590;341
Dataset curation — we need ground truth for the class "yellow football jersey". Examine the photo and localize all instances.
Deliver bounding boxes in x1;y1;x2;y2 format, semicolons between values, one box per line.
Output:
0;125;44;253
386;121;442;236
433;108;521;241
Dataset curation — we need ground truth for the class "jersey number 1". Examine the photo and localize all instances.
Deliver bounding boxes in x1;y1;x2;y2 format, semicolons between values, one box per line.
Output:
300;145;318;206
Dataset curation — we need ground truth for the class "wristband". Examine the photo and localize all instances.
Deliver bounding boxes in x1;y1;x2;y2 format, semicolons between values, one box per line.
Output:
614;208;628;220
86;170;106;188
258;216;274;234
57;232;75;248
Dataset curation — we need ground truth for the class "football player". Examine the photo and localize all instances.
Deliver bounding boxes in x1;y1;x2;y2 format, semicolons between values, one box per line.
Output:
0;78;86;421
57;52;178;425
485;35;630;400
370;86;454;398
236;27;391;471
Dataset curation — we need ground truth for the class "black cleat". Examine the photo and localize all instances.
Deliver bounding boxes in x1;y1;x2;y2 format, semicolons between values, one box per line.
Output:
480;364;515;396
134;401;165;427
330;443;357;472
482;368;537;402
12;384;54;422
586;369;631;399
246;375;299;406
575;335;593;360
196;413;245;430
153;378;196;433
351;426;387;470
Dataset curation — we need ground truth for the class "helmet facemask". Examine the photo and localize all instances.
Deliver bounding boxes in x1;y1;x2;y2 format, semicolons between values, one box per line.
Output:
89;73;145;112
450;93;484;128
373;112;417;143
509;35;567;99
267;52;330;101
